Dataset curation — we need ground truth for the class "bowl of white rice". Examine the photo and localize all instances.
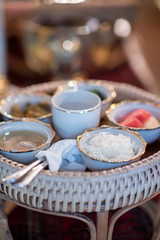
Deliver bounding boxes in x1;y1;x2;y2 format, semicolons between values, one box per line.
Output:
77;125;146;171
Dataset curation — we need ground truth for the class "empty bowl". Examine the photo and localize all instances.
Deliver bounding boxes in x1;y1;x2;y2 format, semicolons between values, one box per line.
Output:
77;125;146;171
0;93;52;123
0;119;55;164
106;100;160;144
51;89;101;139
56;80;116;118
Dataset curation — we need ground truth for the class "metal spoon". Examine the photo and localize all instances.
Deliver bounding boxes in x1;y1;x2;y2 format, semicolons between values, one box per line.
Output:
2;158;47;186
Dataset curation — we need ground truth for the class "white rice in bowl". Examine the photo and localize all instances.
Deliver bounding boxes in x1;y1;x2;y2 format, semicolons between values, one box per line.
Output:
82;132;138;162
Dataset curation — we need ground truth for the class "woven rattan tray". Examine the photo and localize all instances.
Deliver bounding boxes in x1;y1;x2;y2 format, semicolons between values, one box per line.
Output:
0;80;160;213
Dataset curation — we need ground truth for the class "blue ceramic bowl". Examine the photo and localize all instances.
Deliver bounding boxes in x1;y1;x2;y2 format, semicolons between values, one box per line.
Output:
77;125;146;171
0;119;55;164
0;93;52;124
106;100;160;144
56;80;116;118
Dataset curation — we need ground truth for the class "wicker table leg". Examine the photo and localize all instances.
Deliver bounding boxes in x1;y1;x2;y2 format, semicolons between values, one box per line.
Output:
96;211;109;240
107;195;160;240
0;193;97;240
61;212;97;240
26;209;97;240
0;199;13;240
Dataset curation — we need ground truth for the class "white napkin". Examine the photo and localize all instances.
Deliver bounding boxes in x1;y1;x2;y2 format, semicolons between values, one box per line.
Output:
35;139;86;172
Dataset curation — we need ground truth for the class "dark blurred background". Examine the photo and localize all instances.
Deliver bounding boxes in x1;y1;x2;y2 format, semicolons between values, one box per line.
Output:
3;0;160;95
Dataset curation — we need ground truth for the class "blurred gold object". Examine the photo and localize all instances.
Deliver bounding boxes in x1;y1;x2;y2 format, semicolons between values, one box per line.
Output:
0;74;8;99
89;45;111;68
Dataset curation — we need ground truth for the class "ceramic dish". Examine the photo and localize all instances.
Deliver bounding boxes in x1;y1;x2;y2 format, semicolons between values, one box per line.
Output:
0;119;55;164
56;79;116;118
77;125;146;171
106;100;160;144
0;93;52;124
51;89;101;139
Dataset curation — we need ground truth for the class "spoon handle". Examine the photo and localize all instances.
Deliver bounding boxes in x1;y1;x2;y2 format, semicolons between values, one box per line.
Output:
2;159;43;184
16;160;48;188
